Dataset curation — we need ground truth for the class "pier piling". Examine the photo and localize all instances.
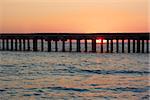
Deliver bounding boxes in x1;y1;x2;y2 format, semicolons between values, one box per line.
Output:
142;40;144;53
92;39;96;52
6;39;9;51
2;39;5;50
0;33;149;53
77;39;81;52
137;39;140;53
133;39;135;53
27;39;30;51
55;40;58;52
19;39;22;51
85;39;87;52
15;39;17;51
48;40;51;52
33;39;38;51
62;40;65;52
116;39;119;53
41;39;44;51
146;39;149;53
110;39;113;53
122;39;124;53
128;39;130;53
106;39;109;53
101;39;103;53
23;39;26;51
69;39;72;52
11;39;13;51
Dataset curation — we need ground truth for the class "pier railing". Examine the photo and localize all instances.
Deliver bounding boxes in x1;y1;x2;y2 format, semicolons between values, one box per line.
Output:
0;33;149;53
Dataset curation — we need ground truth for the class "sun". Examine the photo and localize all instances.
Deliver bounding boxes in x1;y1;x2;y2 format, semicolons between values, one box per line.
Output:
96;38;107;43
96;39;102;43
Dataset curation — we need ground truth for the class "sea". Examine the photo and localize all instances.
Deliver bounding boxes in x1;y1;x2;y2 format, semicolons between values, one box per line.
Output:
0;42;149;100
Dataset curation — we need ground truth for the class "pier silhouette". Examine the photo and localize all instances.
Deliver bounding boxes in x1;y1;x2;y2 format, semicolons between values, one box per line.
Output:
0;33;149;53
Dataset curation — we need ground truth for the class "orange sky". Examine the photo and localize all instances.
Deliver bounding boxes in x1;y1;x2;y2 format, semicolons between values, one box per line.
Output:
0;0;149;33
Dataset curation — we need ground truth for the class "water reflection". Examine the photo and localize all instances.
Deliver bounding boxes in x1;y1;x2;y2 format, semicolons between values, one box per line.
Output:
0;52;149;99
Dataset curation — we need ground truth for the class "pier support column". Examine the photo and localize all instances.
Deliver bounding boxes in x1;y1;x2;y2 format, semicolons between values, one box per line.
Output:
2;39;5;50
48;40;51;52
128;39;130;53
133;39;135;53
11;39;13;51
0;39;1;50
122;39;124;53
27;39;30;51
106;39;109;53
142;40;145;53
23;39;26;51
15;39;17;51
116;39;119;53
33;39;38;51
92;39;96;52
55;40;58;52
41;39;44;51
77;39;81;52
85;39;87;52
137;39;140;53
146;40;149;53
6;39;9;51
62;40;65;52
69;39;72;52
110;39;113;53
101;39;103;53
19;39;22;51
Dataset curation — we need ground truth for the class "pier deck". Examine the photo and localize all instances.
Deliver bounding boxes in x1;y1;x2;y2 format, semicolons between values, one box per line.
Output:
0;33;149;53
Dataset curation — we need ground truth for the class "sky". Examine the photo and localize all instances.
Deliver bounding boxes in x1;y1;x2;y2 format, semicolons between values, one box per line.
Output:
0;0;149;33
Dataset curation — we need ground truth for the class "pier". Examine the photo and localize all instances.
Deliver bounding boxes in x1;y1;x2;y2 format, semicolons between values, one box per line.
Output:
0;33;149;53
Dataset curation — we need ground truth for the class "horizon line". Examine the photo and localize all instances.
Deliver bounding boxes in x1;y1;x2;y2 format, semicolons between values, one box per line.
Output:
0;32;149;34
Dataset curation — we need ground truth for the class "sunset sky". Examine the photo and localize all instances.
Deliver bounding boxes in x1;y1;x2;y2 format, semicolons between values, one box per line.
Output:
0;0;149;33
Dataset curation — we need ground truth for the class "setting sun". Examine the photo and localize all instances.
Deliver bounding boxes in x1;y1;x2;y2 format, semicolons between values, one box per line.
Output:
96;38;107;43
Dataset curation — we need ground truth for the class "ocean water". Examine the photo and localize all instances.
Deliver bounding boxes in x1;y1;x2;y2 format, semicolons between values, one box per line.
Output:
0;43;149;100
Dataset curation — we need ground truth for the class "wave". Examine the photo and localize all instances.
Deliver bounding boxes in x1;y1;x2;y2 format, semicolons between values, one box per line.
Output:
25;86;150;93
51;67;149;75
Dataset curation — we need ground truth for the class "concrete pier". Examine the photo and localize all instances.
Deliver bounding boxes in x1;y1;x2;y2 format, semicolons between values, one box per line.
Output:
23;39;26;51
133;39;135;53
128;39;130;53
101;39;103;53
41;39;44;51
146;39;149;53
15;39;17;51
0;33;149;53
85;39;87;52
69;39;72;52
122;39;124;53
33;39;38;51
116;39;119;53
19;39;22;51
137;39;140;53
11;39;13;51
55;40;58;52
48;40;51;52
142;40;144;53
77;39;81;52
6;39;9;51
2;39;4;50
62;40;65;52
92;39;96;52
106;39;109;53
110;39;113;53
27;39;30;51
